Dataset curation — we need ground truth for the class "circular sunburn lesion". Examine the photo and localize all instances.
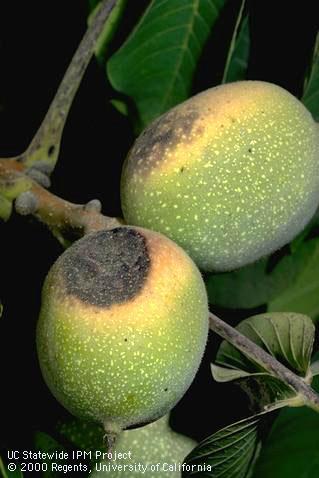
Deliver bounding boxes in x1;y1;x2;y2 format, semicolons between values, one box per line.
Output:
55;228;151;307
123;107;201;179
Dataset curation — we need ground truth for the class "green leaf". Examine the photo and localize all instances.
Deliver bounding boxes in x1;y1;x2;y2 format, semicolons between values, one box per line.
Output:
211;363;251;382
88;0;127;65
289;207;319;253
107;0;226;130
310;360;319;377
252;406;319;478
34;432;66;477
110;99;129;116
222;4;250;83
183;411;270;478
0;456;24;478
268;239;319;320
205;253;298;310
213;312;315;410
206;234;319;311
57;417;104;454
302;31;319;120
0;195;12;221
216;312;314;375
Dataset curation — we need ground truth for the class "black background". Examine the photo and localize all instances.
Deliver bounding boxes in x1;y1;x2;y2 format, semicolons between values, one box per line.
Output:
0;0;318;471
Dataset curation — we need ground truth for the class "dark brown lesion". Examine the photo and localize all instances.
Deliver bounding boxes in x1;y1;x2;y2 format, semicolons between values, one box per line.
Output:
123;107;200;177
59;227;151;307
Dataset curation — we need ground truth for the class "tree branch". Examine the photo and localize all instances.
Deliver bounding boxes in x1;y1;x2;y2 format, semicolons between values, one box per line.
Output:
0;158;121;239
11;0;117;172
209;312;319;412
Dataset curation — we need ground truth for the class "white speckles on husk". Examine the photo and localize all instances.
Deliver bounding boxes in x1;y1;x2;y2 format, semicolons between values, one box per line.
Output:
36;227;208;430
121;81;319;271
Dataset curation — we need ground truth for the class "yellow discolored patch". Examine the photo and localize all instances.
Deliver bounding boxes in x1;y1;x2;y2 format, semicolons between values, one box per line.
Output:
122;81;319;271
126;81;277;180
52;227;200;333
37;227;208;429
